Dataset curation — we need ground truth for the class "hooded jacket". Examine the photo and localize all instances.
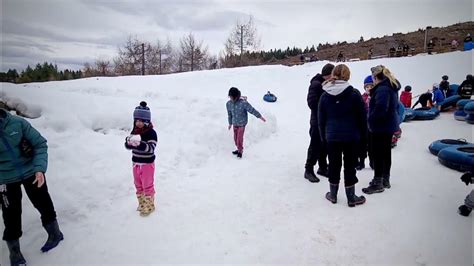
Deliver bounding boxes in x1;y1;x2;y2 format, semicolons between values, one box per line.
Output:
0;109;48;184
368;78;401;134
307;74;326;127
318;81;367;143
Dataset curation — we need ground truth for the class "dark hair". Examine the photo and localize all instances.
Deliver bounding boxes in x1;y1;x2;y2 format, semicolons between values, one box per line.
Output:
442;75;448;81
404;85;412;92
467;74;473;81
228;87;241;99
140;101;147;107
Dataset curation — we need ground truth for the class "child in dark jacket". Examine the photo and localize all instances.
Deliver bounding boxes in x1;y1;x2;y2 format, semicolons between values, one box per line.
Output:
319;64;366;207
439;75;450;97
226;87;266;158
125;101;157;216
459;172;474;216
399;86;412;108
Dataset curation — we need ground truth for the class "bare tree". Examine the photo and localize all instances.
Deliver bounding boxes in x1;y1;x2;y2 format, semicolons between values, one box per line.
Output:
179;33;209;72
146;39;175;75
225;15;260;65
95;58;111;76
114;36;144;75
83;62;97;77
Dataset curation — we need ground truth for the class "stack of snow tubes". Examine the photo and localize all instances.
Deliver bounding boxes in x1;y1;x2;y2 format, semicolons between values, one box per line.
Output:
464;101;474;124
412;107;440;121
404;107;415;122
454;99;472;121
439;95;462;111
429;139;474;172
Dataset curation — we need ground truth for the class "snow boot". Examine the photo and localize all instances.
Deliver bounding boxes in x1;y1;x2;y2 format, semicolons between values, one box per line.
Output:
325;183;338;204
140;196;155;216
383;176;391;189
232;150;239;155
362;178;385;194
6;239;27;266
237;152;242;158
136;194;145;211
304;168;320;183
458;205;472;217
345;185;366;207
317;167;329;178
41;220;64;252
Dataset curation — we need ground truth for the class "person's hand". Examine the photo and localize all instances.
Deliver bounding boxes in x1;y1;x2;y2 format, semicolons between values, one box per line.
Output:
33;172;45;188
260;117;266;122
228;125;232;130
460;172;473;186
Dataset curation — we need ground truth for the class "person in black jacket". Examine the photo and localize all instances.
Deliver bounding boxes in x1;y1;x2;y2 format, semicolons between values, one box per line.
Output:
319;64;366;207
363;65;401;194
304;63;334;183
439;75;450;97
457;74;473;99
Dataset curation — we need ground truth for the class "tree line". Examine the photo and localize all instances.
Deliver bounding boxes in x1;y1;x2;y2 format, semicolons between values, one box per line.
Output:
1;16;338;83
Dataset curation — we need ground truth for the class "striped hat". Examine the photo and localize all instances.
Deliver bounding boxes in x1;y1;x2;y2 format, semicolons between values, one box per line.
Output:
133;101;151;123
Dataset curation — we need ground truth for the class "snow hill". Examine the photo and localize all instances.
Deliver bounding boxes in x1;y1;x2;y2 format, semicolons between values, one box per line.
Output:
1;51;473;265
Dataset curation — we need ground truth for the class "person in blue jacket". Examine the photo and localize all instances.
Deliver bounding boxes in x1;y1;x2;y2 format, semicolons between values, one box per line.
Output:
362;65;400;194
0;108;63;266
318;64;366;207
432;83;445;107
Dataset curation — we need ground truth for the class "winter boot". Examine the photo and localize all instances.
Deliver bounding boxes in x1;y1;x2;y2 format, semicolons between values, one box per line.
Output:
458;205;472;217
383;176;391;189
232;150;239;155
41;220;64;252
136;194;145;211
356;158;365;171
304;168;320;183
317;167;329;178
325;183;338;204
237;152;242;158
6;239;27;266
362;178;385;194
140;196;155;216
345;185;366;207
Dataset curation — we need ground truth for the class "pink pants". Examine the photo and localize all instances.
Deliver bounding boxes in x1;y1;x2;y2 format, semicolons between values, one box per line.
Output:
233;126;246;153
133;163;155;196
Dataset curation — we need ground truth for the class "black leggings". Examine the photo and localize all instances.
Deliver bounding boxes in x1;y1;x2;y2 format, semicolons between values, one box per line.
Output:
371;132;393;178
1;175;57;241
327;141;358;187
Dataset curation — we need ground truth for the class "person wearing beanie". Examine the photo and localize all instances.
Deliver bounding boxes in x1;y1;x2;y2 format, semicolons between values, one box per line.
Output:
356;75;374;171
124;101;157;216
439;75;450;97
226;87;266;158
304;63;334;183
318;64;367;207
457;74;473;99
400;85;412;108
362;65;400;195
0;108;64;266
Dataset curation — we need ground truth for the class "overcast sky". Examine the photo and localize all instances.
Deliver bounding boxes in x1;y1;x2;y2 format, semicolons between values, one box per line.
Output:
1;0;472;72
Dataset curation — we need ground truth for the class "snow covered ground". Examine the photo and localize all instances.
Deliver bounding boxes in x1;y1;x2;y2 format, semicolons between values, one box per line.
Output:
1;51;473;265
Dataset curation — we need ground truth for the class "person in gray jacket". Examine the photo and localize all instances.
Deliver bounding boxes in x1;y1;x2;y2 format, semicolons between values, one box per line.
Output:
226;87;266;158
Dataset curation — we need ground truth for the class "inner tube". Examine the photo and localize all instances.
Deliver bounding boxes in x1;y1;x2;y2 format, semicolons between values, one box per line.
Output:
428;139;470;155
412;107;439;121
438;145;474;172
449;84;459;97
456;99;472;110
440;95;462;111
263;94;277;102
454;110;467;121
466;114;474;125
464;101;474;115
398;101;405;124
404;108;415;122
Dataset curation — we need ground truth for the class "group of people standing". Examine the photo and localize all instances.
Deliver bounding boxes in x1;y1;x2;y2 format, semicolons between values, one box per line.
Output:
304;63;400;207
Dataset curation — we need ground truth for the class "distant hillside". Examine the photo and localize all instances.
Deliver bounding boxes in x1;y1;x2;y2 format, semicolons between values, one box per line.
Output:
281;21;474;65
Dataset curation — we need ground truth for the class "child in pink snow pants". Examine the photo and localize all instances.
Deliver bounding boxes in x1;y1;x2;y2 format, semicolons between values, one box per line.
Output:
226;87;266;158
125;101;157;216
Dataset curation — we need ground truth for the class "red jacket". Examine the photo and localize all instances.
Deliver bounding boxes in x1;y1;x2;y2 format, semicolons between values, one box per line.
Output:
362;92;370;111
400;91;412;108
